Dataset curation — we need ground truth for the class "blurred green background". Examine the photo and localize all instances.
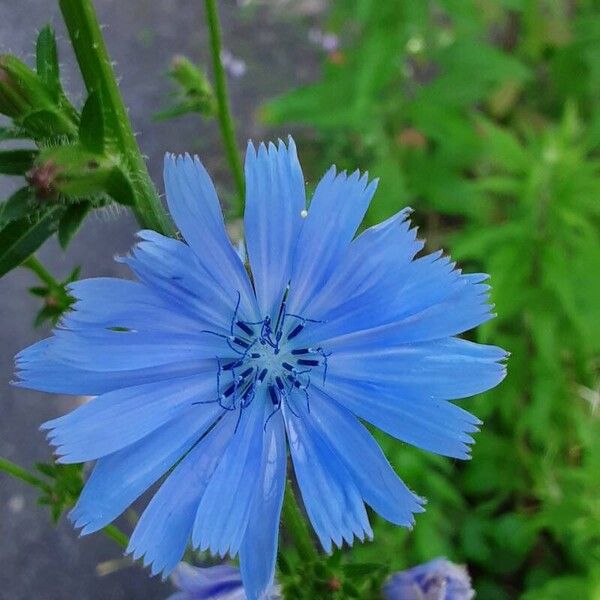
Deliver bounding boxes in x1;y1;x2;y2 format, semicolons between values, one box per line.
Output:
262;1;600;598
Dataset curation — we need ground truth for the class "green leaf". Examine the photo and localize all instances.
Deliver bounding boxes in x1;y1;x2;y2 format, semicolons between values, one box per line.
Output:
0;187;36;228
105;167;135;206
0;149;38;175
58;201;91;248
79;91;105;153
36;25;61;101
0;206;64;278
21;109;76;140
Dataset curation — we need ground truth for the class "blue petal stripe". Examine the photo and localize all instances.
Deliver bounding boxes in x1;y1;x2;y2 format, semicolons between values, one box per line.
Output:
316;377;480;459
14;337;214;396
42;373;216;463
245;138;305;319
69;403;222;535
285;400;372;553
192;398;265;558
326;337;507;401
308;390;425;525
299;249;493;345
239;409;287;600
63;277;203;333
287;167;377;315
127;414;237;576
164;154;258;320
48;328;232;372
120;231;243;330
305;209;422;319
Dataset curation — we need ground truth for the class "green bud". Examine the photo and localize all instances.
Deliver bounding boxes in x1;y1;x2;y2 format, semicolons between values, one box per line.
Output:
154;55;216;121
0;55;46;118
34;145;134;206
0;55;77;137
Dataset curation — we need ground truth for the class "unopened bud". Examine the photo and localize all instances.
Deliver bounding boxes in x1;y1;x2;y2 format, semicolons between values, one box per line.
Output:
26;160;61;199
0;56;37;118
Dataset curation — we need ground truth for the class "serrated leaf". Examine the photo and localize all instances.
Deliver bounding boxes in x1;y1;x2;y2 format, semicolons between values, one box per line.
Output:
79;92;105;154
0;187;36;228
58;201;91;248
36;25;61;101
0;149;38;175
0;206;64;278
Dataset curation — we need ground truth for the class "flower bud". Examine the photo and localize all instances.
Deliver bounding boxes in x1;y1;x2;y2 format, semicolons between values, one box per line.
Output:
383;558;475;600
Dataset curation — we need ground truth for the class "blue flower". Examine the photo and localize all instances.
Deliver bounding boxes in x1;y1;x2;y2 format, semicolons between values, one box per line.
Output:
14;137;506;600
383;558;475;600
167;563;281;600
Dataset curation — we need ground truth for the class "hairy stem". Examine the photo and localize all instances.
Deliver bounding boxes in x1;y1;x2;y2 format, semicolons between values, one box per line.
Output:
58;0;174;235
204;0;245;215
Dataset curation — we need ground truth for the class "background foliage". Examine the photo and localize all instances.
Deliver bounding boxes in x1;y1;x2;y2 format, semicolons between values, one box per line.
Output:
263;1;600;598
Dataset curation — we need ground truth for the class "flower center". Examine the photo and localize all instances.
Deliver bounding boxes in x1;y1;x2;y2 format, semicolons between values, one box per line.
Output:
197;294;331;430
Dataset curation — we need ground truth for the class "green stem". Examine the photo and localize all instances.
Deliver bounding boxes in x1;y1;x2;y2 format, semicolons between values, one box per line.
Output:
103;524;129;548
0;458;50;491
22;255;56;288
204;0;245;215
58;0;174;236
282;481;318;563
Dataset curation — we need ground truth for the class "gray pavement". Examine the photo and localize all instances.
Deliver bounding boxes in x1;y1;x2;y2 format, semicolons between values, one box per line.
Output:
0;1;319;597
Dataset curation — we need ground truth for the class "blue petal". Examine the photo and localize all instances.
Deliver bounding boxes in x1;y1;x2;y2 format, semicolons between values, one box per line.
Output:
287;167;378;315
239;410;286;600
326;337;507;401
319;376;480;459
192;398;266;558
300;248;493;345
47;328;230;372
164;154;258;320
119;231;243;330
307;390;425;525
69;404;221;534
284;400;372;553
303;209;422;319
14;337;213;395
63;277;204;333
245;138;305;319
169;563;243;598
128;415;237;577
42;372;216;463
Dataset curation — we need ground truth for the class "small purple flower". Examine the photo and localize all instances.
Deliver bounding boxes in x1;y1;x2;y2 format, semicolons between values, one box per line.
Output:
167;563;281;600
383;558;475;600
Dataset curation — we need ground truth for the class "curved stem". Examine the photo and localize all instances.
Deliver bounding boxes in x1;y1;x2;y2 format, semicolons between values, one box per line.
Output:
58;0;174;235
0;457;50;491
204;0;245;216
